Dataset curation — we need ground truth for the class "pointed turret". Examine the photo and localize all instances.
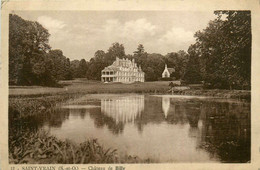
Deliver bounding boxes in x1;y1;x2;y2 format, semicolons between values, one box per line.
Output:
138;65;142;71
116;57;119;65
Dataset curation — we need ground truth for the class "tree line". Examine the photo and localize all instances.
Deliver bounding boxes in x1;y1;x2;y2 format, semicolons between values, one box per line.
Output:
9;11;251;90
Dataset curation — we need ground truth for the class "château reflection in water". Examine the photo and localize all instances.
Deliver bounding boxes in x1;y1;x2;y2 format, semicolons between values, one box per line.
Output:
12;94;250;163
101;95;174;123
101;95;144;124
162;96;170;118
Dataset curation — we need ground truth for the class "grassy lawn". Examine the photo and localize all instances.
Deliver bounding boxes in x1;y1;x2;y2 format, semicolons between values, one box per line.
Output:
9;79;250;100
9;79;172;96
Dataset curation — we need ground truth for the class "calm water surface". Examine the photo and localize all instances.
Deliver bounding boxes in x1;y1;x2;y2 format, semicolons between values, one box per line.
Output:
23;94;251;163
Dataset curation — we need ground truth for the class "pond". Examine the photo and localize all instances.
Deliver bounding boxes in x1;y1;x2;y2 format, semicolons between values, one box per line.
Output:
19;94;251;163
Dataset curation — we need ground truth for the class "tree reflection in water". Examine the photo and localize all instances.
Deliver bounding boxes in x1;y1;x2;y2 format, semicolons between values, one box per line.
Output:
199;101;250;162
13;95;250;162
88;107;125;134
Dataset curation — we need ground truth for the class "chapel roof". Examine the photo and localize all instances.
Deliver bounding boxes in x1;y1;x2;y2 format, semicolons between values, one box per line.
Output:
167;68;175;74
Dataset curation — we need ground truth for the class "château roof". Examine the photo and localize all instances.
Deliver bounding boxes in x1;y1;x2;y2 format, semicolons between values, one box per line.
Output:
167;68;175;74
102;66;120;72
102;57;144;73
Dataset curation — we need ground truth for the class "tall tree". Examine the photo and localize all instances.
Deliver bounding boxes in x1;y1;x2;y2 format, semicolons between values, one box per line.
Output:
215;11;251;89
132;44;148;73
133;44;145;56
183;44;202;84
46;49;72;81
78;59;88;78
176;50;189;80
87;50;107;80
9;14;52;85
107;42;125;63
141;53;165;81
191;11;251;89
70;60;80;78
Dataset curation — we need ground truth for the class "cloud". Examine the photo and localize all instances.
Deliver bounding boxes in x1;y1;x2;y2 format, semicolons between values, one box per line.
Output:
102;18;157;41
154;27;195;53
97;19;194;54
14;11;220;60
159;27;194;44
36;16;196;59
37;16;66;34
67;20;194;57
122;18;157;39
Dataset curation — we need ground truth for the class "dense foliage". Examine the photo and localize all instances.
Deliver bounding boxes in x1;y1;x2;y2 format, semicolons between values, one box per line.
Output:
9;11;251;89
188;11;251;89
9;14;50;85
9;14;72;86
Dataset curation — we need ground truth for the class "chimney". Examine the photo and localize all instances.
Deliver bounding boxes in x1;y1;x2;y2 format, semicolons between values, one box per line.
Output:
116;57;119;65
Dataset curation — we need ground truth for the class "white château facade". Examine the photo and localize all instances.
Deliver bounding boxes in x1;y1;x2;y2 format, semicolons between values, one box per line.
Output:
101;57;145;83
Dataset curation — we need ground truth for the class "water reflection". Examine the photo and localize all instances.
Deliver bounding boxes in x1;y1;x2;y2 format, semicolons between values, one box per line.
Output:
11;94;250;163
199;101;250;162
101;95;144;124
162;96;170;118
88;107;125;134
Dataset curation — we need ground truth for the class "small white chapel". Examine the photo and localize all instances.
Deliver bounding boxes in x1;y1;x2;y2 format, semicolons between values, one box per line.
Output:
162;64;175;78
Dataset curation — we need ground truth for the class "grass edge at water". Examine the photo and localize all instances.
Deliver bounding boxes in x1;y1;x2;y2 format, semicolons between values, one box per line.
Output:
9;129;154;164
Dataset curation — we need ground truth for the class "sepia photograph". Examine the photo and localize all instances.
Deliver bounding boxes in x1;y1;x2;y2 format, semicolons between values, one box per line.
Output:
6;10;252;165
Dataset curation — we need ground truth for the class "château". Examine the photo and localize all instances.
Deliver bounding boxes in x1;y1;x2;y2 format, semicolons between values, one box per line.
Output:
101;57;145;83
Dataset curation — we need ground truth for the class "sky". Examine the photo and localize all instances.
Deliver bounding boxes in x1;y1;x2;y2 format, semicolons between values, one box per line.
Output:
14;11;217;61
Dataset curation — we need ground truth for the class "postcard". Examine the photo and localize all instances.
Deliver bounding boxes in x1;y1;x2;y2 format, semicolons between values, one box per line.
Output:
1;0;260;170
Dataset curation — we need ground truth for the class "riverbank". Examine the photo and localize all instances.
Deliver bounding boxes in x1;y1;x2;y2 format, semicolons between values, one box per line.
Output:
9;79;250;100
9;129;152;164
174;89;250;100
